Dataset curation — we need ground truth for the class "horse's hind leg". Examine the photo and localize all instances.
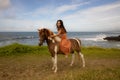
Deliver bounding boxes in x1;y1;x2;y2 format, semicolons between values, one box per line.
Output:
78;52;85;67
70;53;75;66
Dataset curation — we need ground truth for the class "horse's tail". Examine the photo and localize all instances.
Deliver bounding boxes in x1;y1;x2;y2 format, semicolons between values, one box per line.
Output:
73;38;81;48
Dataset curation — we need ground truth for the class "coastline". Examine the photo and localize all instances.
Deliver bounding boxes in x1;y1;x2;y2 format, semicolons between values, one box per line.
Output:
0;32;120;48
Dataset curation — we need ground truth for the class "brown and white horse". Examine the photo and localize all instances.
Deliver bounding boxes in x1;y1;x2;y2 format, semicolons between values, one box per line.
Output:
38;28;85;73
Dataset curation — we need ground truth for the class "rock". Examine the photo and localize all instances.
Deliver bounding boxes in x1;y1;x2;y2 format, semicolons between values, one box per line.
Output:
104;35;120;41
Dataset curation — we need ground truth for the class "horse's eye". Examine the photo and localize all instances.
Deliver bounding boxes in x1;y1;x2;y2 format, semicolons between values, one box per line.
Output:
40;31;42;34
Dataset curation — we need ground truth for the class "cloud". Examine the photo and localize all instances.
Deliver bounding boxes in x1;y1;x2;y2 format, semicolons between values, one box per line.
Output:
0;0;120;32
62;1;120;31
0;0;18;19
54;1;89;14
0;18;55;31
0;0;28;20
25;1;90;17
0;0;11;10
31;6;53;16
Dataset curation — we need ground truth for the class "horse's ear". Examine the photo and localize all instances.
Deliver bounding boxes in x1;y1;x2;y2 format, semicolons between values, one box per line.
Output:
43;28;46;32
38;29;41;31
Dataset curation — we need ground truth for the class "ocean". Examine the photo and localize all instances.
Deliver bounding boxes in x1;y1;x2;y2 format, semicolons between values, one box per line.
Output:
0;32;120;48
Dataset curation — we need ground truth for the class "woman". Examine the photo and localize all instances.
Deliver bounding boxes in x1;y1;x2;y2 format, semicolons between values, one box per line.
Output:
50;20;71;55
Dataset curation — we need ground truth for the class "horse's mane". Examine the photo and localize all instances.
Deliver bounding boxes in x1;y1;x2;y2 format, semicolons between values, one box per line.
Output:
38;28;61;43
44;28;54;36
38;28;54;36
45;28;61;42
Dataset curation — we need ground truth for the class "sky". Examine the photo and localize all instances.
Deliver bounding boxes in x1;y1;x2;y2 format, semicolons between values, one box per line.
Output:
0;0;120;32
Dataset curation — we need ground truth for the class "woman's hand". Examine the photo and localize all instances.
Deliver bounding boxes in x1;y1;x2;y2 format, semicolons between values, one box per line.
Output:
52;34;58;37
49;29;61;39
48;35;55;39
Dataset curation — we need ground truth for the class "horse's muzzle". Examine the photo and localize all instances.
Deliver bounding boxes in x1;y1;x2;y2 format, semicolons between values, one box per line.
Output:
38;43;43;46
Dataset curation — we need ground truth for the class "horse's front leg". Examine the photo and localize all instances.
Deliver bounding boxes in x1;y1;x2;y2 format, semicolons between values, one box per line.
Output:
51;54;57;72
52;45;58;73
54;53;57;73
52;57;55;70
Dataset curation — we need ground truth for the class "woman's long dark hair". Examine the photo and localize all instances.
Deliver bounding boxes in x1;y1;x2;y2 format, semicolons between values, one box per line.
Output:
56;20;67;33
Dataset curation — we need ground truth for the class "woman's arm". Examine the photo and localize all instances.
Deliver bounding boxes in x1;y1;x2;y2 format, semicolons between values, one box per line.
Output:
50;29;61;38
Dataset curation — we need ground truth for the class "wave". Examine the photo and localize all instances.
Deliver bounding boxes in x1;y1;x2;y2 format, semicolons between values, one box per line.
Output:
82;34;107;41
117;44;120;47
0;36;38;42
14;36;37;39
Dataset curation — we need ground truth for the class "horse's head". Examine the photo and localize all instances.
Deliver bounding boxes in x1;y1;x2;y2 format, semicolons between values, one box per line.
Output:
38;28;54;46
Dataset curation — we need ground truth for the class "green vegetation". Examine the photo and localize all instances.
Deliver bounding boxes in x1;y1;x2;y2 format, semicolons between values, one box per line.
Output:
0;43;120;80
0;43;49;56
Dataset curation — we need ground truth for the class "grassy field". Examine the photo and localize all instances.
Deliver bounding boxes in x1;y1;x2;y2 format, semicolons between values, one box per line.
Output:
0;43;120;80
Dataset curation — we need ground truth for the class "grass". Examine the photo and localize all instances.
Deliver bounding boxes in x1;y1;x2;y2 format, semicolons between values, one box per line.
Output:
0;43;120;80
0;43;49;56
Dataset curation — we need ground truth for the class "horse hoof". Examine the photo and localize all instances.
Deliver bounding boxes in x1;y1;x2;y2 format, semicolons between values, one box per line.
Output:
65;55;68;58
52;67;55;70
70;64;73;66
54;68;57;73
83;64;85;67
54;70;57;73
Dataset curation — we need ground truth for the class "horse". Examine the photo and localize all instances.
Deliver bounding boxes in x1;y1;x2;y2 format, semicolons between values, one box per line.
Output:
38;28;85;73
